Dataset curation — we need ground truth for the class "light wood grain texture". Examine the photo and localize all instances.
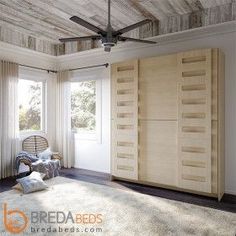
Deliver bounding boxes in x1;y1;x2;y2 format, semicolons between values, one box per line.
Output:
217;49;225;201
138;53;178;187
199;0;232;8
0;0;234;54
139;120;178;186
211;49;219;195
111;60;138;180
212;120;218;194
139;54;178;120
177;49;212;193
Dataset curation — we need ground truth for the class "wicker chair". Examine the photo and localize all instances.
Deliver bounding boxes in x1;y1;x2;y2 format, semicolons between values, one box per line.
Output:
20;135;62;172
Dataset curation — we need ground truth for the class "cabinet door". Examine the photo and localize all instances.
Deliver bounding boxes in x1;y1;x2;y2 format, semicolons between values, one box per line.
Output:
177;49;212;193
139;121;178;186
111;60;138;180
139;54;178;186
139;55;178;120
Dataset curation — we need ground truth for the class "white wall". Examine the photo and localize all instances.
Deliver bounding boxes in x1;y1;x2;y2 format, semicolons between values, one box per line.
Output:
58;22;236;194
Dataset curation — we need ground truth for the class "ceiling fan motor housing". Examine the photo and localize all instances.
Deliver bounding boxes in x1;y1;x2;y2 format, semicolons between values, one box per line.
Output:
101;34;117;52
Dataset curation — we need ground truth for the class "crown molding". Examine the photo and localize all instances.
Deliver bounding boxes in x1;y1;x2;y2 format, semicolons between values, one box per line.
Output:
57;21;236;65
0;41;56;70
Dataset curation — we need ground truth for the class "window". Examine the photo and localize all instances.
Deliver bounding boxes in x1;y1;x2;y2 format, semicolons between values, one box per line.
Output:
71;80;96;134
18;79;45;132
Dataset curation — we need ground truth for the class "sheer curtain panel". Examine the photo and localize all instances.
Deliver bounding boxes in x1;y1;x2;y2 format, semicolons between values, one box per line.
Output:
56;71;74;168
0;61;19;179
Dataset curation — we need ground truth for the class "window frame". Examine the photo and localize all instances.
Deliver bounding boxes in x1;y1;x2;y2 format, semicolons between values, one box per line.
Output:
18;67;47;136
70;76;102;143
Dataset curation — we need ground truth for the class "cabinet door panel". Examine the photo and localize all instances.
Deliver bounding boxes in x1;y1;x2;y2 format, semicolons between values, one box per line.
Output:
177;49;212;193
139;121;178;187
139;55;178;120
111;60;138;180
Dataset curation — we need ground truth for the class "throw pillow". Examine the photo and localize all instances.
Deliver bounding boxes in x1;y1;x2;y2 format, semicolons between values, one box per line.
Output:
16;171;47;194
38;148;53;160
13;172;46;192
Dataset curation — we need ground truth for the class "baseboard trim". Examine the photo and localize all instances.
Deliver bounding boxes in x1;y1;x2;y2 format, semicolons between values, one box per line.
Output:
225;190;236;196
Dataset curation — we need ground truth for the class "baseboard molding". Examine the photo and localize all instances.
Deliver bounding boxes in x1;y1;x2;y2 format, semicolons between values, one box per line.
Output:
225;190;236;196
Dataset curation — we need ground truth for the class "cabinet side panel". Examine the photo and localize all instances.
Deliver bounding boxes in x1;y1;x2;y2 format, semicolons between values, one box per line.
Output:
212;49;218;194
218;50;225;200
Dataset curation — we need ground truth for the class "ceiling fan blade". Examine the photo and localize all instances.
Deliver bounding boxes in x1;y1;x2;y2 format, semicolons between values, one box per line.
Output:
59;35;101;43
118;36;157;44
115;19;152;35
70;16;106;35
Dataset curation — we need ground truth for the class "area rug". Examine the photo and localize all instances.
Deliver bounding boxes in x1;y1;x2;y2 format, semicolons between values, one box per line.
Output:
0;176;235;236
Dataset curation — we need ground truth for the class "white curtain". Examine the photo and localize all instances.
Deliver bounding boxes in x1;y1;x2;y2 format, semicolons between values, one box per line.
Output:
0;61;19;179
55;71;74;168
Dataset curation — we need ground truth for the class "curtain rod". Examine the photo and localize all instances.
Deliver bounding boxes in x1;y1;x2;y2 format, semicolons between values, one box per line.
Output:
69;63;109;72
19;63;109;74
19;64;57;73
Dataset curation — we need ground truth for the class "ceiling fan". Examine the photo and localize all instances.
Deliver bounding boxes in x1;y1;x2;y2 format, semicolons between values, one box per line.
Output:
59;0;157;52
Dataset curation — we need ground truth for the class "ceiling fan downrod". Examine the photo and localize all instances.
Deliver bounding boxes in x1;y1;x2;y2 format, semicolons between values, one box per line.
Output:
103;0;116;52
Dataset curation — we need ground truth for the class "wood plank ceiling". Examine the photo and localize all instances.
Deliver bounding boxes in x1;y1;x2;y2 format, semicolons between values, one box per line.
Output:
0;0;235;55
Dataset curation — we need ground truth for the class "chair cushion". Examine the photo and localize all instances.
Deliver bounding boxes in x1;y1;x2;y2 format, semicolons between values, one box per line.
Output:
17;171;47;194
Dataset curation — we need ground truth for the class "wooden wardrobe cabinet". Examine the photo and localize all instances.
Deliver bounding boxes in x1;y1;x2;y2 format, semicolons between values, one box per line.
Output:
111;49;225;200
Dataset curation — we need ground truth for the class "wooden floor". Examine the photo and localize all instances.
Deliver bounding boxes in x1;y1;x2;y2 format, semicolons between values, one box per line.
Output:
0;168;235;213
